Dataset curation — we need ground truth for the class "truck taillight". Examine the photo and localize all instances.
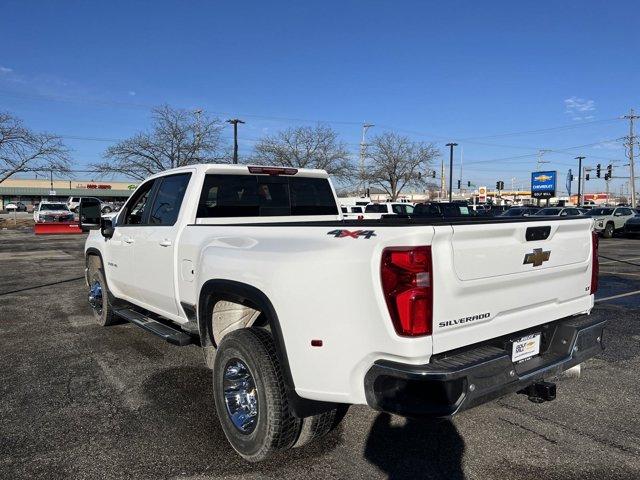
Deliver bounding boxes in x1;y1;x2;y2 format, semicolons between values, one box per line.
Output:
380;246;433;336
591;231;599;294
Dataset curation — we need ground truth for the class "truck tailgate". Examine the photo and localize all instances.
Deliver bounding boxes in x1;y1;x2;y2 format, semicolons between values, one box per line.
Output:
431;218;595;354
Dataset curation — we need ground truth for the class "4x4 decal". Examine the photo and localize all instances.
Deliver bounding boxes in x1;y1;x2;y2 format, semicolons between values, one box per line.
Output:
327;229;376;239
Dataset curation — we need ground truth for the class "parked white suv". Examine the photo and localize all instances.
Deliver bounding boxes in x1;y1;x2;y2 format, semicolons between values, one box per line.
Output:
68;196;115;214
80;164;605;462
588;206;635;238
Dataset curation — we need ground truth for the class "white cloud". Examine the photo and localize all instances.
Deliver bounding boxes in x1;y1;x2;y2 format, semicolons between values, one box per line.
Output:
0;66;13;74
128;91;136;96
593;140;620;151
564;96;596;121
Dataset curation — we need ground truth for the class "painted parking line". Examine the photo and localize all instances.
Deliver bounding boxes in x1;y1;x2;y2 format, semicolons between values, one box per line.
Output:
599;270;640;277
596;289;640;303
599;256;640;265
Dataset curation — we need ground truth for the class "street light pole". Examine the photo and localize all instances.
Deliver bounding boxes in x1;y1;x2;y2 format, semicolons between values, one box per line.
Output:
445;143;458;202
226;118;245;164
575;156;585;206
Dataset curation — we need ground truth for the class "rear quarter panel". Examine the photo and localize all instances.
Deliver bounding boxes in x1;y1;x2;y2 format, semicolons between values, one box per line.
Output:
178;223;436;404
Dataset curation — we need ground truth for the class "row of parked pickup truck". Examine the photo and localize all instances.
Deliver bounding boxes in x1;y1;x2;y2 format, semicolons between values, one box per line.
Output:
79;164;605;462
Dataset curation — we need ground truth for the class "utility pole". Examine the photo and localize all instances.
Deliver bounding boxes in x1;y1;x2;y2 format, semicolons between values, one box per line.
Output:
459;145;464;193
536;149;550;171
359;123;374;196
623;109;639;207
440;159;446;199
445;143;458;202
575;156;585;206
227;118;245;164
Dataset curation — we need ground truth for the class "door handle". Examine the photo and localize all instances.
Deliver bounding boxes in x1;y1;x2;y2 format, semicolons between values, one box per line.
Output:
159;239;172;247
123;236;134;244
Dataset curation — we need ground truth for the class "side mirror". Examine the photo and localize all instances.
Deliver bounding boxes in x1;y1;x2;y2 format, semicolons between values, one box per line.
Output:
101;218;114;238
79;197;101;232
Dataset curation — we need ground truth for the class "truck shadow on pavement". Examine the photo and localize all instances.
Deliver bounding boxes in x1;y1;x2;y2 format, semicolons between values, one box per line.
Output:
364;412;465;480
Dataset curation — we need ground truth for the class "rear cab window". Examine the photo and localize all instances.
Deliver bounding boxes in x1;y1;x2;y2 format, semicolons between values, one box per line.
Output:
365;204;388;213
196;174;338;218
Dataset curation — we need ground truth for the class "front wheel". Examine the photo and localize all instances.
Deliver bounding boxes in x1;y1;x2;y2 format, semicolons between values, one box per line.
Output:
87;268;118;326
603;223;615;238
213;328;301;462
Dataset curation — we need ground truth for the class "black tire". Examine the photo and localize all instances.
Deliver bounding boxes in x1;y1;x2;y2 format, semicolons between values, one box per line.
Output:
87;267;118;326
213;328;301;462
293;404;349;448
603;222;615;238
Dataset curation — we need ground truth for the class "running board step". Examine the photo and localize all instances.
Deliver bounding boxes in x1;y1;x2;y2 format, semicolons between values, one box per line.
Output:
114;308;193;346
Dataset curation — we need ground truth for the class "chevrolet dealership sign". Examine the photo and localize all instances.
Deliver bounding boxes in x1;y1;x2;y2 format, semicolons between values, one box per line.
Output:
531;171;557;199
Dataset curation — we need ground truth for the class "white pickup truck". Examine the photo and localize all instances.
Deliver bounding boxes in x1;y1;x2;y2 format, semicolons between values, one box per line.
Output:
80;164;605;462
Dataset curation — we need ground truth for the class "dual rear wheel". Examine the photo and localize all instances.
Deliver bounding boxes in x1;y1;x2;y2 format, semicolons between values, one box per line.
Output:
212;328;347;462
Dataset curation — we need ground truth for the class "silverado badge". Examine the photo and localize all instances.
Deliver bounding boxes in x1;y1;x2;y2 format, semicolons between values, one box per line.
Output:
523;248;551;267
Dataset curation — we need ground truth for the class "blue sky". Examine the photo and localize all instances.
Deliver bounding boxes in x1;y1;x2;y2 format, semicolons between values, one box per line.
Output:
1;0;639;195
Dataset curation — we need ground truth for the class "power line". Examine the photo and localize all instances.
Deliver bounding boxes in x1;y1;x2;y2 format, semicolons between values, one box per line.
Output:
456;117;621;141
0;88;627;146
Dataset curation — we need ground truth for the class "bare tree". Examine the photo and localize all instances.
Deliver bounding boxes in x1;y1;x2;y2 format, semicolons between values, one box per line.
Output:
252;124;354;181
366;132;439;201
0;112;69;183
92;105;227;180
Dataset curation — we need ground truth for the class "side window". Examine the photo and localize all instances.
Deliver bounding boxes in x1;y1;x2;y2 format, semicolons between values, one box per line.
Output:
392;204;405;214
149;173;192;226
560;210;569;216
622;208;633;216
122;180;156;225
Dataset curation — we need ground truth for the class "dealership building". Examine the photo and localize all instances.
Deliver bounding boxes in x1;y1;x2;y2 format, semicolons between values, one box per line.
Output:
0;178;137;210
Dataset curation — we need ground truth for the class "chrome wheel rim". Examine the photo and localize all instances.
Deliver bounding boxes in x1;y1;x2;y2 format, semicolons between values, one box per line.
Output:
223;358;258;434
88;280;103;315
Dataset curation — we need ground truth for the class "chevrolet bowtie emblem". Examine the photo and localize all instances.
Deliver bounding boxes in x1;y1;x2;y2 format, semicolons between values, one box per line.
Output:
523;248;551;267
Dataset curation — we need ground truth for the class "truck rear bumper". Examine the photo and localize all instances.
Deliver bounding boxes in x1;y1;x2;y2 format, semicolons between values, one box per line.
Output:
364;313;606;418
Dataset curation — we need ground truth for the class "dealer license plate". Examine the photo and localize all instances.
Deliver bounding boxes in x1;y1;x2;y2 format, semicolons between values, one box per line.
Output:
512;333;541;363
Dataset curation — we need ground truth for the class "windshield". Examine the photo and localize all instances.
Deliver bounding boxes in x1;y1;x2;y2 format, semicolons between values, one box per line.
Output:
40;203;68;211
588;208;614;216
535;208;561;216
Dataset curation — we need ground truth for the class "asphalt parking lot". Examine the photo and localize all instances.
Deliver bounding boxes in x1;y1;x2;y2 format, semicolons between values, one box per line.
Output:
1;230;639;480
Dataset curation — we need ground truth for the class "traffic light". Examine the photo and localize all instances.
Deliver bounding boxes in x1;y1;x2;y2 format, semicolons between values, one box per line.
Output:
585;173;590;181
496;181;504;190
431;170;436;179
467;181;471;187
457;180;461;189
596;164;601;178
607;164;612;178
